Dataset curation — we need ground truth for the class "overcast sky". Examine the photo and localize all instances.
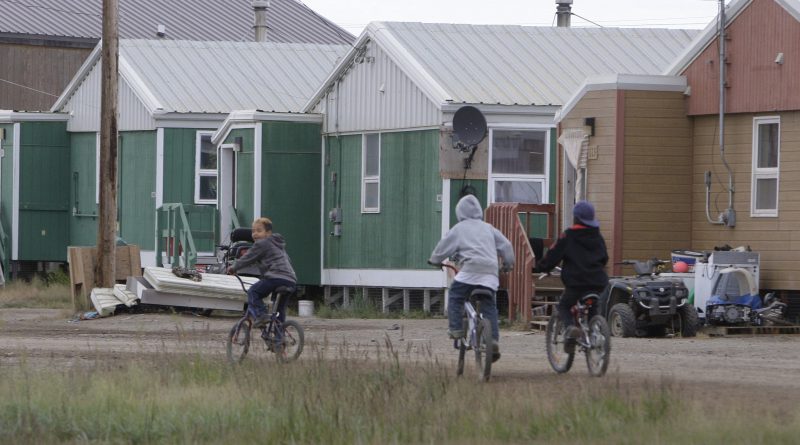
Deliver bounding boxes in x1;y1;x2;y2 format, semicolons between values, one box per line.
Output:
300;0;723;36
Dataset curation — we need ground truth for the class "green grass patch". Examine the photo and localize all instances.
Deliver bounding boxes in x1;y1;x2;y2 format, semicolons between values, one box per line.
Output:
2;349;799;444
315;292;439;320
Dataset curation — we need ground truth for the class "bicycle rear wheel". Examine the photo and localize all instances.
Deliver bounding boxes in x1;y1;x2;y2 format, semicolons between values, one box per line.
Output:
585;315;611;377
545;315;574;373
274;320;304;363
474;318;493;382
226;319;251;364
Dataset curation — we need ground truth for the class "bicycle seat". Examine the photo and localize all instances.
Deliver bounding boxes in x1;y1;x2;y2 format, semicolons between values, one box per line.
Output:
469;289;494;301
274;286;296;295
580;293;600;305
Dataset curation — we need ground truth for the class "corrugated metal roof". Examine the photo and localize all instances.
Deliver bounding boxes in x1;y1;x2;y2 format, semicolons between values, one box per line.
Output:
117;40;348;113
309;22;698;109
0;0;353;44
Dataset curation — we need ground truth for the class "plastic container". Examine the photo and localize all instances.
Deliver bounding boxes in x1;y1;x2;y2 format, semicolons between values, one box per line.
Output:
670;250;705;272
298;300;314;317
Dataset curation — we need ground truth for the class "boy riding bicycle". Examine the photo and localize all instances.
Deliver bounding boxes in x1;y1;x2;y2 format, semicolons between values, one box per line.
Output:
429;194;515;362
536;201;608;353
227;217;297;329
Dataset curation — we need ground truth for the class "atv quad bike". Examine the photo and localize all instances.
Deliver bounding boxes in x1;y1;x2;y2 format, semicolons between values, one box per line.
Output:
601;259;698;338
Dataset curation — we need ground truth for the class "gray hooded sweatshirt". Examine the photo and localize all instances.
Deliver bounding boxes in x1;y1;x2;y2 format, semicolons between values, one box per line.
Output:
230;233;297;282
429;195;515;275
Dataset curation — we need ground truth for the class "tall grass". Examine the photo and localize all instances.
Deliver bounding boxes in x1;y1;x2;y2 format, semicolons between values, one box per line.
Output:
1;345;798;444
0;275;71;309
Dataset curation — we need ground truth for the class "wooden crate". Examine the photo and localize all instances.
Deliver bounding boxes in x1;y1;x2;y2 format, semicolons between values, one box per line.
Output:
68;245;142;312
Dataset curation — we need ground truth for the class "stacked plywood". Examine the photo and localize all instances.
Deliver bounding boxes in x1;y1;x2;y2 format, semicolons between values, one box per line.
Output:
90;286;137;317
143;267;257;300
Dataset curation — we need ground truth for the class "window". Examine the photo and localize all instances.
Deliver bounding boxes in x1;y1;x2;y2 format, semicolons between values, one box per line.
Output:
751;117;780;217
361;133;380;213
195;132;218;204
489;129;548;204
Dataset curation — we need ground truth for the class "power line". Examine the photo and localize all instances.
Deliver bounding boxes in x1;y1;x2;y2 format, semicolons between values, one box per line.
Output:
0;77;59;97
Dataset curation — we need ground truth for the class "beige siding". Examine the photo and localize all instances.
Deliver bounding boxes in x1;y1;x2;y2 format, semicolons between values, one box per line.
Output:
559;90;619;261
622;90;693;262
0;43;91;111
692;112;800;290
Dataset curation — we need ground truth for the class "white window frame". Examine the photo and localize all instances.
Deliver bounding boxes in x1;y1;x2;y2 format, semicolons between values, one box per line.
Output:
750;116;780;217
194;131;218;205
361;133;381;213
488;127;550;205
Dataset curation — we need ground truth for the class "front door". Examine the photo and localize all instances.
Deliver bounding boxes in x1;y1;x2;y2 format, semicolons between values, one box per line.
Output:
218;143;237;244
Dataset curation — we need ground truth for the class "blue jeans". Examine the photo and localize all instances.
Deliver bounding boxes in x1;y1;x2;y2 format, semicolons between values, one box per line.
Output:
247;278;295;323
448;280;499;341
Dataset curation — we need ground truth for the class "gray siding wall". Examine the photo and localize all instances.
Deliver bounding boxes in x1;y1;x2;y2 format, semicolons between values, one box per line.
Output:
315;40;441;133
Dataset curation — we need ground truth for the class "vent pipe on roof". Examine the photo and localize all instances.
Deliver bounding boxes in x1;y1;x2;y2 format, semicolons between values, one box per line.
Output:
556;0;573;27
156;24;166;38
253;0;270;42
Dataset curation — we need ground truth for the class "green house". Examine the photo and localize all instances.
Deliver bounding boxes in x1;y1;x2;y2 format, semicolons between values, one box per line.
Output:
302;22;697;301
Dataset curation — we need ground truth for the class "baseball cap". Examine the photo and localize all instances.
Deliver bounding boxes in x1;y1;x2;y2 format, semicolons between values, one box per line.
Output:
573;201;599;228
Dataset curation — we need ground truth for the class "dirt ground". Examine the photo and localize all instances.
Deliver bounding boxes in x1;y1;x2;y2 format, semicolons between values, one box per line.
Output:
2;308;800;404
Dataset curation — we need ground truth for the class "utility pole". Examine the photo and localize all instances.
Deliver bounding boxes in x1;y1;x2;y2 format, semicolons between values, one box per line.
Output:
96;0;119;288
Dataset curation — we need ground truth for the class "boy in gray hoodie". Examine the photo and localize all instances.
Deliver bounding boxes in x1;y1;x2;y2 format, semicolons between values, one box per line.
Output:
228;217;297;328
429;194;515;360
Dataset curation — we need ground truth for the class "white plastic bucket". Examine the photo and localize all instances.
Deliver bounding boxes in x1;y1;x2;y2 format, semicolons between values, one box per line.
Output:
298;300;314;317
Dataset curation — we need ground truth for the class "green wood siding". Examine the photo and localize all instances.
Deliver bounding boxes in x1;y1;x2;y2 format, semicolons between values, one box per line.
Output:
225;129;254;226
261;121;321;285
162;128;199;204
68;132;98;246
18;122;70;261
449;180;488;228
324;130;441;270
162;128;216;252
0;124;14;271
118;131;156;249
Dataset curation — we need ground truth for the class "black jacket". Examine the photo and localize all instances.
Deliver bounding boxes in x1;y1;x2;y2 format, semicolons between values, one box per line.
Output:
536;224;609;290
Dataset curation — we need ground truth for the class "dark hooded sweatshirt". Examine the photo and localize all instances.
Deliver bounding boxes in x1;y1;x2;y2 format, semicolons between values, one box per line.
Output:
230;233;297;283
536;224;608;290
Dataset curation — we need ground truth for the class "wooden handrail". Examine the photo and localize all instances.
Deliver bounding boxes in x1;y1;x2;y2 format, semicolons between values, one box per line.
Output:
155;203;218;269
485;203;556;322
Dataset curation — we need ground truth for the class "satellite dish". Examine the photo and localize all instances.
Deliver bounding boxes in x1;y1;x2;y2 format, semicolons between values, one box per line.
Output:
452;106;487;147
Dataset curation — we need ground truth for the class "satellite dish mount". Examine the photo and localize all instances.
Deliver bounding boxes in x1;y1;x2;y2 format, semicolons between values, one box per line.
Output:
451;105;487;169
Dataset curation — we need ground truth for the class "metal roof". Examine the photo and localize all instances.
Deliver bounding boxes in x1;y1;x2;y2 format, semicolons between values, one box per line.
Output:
53;40;349;114
0;0;353;45
307;22;698;110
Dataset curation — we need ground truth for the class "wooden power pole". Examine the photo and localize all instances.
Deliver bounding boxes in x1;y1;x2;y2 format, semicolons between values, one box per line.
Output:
96;0;119;288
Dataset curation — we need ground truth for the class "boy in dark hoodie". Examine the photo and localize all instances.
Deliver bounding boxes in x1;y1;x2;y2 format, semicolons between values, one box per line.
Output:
536;201;608;352
429;194;515;361
228;217;297;327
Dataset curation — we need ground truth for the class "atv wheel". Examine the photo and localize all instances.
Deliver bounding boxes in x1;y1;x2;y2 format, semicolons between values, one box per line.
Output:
609;304;637;337
677;305;699;337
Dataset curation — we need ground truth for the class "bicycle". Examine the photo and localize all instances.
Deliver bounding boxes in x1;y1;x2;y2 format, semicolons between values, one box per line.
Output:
540;269;611;377
433;262;496;382
226;274;305;364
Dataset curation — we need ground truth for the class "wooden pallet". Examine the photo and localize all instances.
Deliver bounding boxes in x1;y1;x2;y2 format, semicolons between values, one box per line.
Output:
704;325;800;336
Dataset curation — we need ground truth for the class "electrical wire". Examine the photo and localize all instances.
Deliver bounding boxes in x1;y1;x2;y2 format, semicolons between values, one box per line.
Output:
0;77;59;97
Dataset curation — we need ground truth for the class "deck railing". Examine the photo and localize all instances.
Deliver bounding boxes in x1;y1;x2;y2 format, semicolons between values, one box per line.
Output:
155;204;217;269
485;203;556;322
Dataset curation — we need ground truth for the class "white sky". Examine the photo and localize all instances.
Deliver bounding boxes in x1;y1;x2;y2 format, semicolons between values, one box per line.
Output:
300;0;723;36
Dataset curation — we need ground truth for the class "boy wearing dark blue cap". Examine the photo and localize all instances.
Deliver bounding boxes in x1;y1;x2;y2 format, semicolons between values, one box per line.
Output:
536;201;608;352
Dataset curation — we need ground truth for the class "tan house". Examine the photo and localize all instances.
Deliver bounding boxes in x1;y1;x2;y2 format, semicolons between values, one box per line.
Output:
555;0;799;316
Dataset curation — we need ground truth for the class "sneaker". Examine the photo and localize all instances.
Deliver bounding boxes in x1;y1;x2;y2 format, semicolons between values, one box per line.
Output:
253;314;270;328
448;329;465;339
491;344;501;363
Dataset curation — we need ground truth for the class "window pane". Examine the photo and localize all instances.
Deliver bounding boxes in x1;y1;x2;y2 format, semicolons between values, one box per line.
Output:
755;178;777;210
200;134;216;170
492;130;546;175
365;134;380;176
494;181;542;204
199;175;217;201
364;182;379;209
757;123;778;168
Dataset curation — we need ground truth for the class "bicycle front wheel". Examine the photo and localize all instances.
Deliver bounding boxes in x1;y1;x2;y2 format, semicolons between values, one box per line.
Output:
585;315;611;377
226;319;251;364
474;318;494;382
545;315;574;373
275;320;304;363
